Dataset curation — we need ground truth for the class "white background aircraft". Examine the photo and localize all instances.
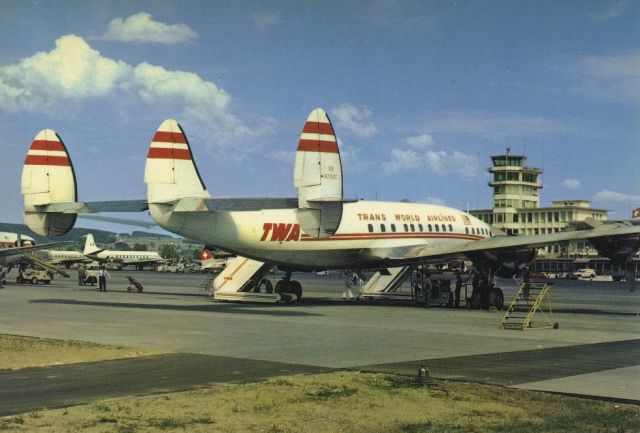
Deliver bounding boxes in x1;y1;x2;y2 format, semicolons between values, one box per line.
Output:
19;110;640;302
82;234;166;269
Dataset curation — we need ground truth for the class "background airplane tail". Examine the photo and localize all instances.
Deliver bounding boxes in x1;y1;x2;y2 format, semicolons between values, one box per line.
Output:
83;234;101;255
21;129;78;236
144;119;211;204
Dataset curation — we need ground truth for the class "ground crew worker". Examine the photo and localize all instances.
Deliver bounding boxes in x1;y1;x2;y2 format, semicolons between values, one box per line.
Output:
98;266;110;292
454;273;463;308
78;265;86;286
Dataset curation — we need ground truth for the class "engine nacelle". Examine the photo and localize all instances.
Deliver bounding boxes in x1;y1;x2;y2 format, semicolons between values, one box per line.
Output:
468;247;537;278
588;234;640;265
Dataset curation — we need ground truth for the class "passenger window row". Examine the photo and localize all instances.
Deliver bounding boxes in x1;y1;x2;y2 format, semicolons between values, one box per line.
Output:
366;223;491;236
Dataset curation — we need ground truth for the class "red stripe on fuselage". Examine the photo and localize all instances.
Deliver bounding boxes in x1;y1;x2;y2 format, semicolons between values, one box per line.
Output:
147;147;192;160
24;155;70;166
30;140;65;151
152;131;187;144
297;139;339;153
299;233;483;241
302;122;334;135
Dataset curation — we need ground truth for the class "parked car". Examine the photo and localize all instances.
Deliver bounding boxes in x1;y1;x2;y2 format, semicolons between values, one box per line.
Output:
573;268;597;279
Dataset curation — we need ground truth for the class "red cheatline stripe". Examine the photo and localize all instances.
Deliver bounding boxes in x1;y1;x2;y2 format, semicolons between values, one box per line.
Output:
152;131;187;144
302;121;334;135
147;147;192;160
30;140;65;151
300;233;483;242
24;155;70;166
297;139;339;153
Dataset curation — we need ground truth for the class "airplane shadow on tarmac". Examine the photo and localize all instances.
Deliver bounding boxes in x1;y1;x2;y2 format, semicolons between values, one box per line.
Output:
29;299;323;317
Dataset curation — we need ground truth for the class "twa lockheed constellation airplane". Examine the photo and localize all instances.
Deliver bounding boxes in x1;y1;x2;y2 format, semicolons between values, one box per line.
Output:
20;109;640;302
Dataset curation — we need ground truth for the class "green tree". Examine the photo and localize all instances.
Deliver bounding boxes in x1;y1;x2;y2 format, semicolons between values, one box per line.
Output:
133;243;148;251
159;244;177;260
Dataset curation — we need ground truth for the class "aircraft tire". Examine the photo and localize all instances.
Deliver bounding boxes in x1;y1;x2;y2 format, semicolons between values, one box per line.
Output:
274;279;287;293
291;280;302;301
257;278;273;293
492;287;504;311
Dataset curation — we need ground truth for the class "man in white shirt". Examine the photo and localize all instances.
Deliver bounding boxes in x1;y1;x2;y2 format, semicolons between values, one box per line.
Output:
98;266;110;292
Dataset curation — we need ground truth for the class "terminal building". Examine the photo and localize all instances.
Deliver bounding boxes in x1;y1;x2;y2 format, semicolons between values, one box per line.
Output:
469;149;607;257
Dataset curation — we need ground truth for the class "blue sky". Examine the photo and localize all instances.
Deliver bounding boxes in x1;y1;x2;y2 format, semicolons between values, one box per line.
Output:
1;0;638;235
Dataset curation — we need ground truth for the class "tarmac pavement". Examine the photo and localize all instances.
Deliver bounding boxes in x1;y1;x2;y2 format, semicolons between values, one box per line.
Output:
0;269;638;413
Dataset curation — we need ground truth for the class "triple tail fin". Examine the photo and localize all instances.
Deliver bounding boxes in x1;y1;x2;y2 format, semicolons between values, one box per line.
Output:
21;129;78;236
144;119;211;204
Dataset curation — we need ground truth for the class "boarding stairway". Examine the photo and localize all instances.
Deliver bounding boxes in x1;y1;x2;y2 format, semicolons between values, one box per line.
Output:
21;254;69;278
501;278;558;330
360;266;414;300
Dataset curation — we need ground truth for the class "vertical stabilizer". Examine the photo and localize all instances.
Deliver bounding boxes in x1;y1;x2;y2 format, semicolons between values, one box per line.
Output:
293;108;343;237
21;129;77;236
293;108;343;207
83;234;101;255
144;119;211;204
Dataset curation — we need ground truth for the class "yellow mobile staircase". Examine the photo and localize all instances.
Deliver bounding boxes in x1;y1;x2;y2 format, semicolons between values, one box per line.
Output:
501;277;558;330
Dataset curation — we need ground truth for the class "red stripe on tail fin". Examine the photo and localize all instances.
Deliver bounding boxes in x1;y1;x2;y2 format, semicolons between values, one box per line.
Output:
152;131;188;144
30;140;66;151
147;148;192;160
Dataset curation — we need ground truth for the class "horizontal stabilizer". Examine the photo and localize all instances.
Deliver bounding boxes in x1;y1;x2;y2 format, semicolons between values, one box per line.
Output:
168;197;299;213
27;199;148;214
307;198;357;204
77;215;156;229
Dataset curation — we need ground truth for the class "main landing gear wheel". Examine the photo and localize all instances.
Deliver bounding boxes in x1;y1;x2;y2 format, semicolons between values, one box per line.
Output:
274;279;303;302
290;280;302;301
255;278;273;293
492;287;504;311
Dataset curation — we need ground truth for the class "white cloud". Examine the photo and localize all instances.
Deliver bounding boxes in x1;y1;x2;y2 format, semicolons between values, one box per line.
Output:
0;35;130;111
383;148;478;178
404;133;433;149
100;12;198;44
593;190;640;203
383;148;421;174
251;12;280;30
0;35;256;148
589;0;629;21
571;50;640;103
561;178;581;190
331;103;378;138
423;195;446;206
336;138;373;173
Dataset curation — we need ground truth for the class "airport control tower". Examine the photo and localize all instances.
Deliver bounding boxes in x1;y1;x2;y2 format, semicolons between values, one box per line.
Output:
488;148;542;234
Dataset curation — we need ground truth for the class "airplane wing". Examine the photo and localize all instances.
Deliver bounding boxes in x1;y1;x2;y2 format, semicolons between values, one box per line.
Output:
0;241;73;257
77;214;157;228
362;221;640;264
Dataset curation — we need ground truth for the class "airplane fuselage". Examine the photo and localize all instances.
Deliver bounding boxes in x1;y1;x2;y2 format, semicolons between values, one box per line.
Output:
150;201;491;270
